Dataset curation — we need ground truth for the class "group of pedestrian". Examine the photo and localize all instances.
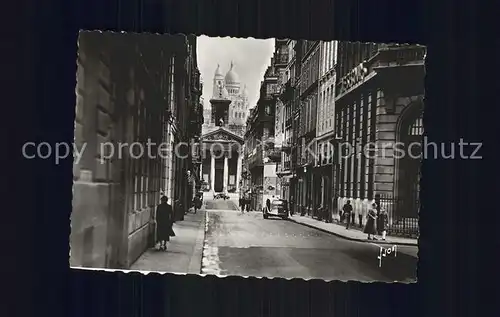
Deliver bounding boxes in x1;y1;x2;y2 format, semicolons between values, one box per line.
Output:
239;195;251;213
153;193;203;252
341;200;389;241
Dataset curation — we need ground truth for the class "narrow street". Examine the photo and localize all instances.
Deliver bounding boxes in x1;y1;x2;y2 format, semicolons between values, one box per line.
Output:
202;199;418;282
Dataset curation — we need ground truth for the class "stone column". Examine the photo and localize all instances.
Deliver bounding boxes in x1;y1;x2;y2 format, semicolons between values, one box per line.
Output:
223;154;229;192
236;153;242;192
210;154;215;191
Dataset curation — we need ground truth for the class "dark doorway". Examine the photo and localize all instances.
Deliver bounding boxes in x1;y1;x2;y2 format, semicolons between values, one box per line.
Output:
397;109;423;218
214;158;224;192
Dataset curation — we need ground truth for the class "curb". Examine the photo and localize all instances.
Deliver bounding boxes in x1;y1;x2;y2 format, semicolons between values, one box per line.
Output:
199;208;209;274
200;208;222;275
187;209;206;274
287;217;418;247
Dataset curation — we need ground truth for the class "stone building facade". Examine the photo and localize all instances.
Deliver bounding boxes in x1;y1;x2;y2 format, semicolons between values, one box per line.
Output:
333;42;425;236
244;56;282;211
296;41;320;216
277;40;300;207
71;32;202;269
315;40;338;215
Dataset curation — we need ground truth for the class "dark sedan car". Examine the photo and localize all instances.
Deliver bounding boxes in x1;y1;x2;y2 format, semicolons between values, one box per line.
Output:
263;199;289;220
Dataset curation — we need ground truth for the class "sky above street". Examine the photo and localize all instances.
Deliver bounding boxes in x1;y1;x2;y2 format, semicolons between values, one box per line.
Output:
197;36;275;110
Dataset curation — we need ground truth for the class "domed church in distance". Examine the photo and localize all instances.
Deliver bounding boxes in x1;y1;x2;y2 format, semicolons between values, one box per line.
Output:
202;61;250;137
199;61;250;194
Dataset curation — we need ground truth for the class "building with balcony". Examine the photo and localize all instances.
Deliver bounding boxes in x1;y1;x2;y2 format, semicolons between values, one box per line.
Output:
243;57;281;211
276;40;298;203
186;38;204;201
333;42;425;237
71;32;203;269
295;41;320;216
314;40;338;217
271;39;289;200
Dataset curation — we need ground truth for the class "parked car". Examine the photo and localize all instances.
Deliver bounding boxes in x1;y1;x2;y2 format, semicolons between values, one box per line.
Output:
214;193;229;200
263;199;289;220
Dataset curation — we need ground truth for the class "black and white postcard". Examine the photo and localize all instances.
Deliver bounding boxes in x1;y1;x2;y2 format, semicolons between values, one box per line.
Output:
70;32;424;283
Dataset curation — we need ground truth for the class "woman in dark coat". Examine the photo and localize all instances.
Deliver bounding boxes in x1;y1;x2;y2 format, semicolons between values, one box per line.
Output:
364;203;378;240
193;194;202;214
156;196;174;251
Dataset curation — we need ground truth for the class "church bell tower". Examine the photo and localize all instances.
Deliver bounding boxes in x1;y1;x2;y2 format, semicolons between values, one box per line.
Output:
210;64;231;127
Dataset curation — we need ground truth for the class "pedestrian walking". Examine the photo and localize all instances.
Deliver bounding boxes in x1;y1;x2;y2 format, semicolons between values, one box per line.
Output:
358;205;366;228
155;196;175;251
265;198;271;213
342;200;353;229
239;196;244;212
364;203;378;240
376;206;386;235
193;194;202;214
378;208;389;240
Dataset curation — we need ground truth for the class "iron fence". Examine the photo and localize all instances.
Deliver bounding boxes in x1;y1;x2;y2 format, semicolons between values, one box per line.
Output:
378;194;419;238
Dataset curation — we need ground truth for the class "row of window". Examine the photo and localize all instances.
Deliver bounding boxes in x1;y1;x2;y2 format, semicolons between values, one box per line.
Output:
302;41;318;56
266;83;278;96
300;92;318;135
231;111;245;119
317;141;335;165
318;80;335;134
335;91;376;200
130;105;166;211
283;98;294;126
321;41;337;77
231;100;246;109
300;47;320;94
130;56;177;211
287;40;296;64
337;42;379;80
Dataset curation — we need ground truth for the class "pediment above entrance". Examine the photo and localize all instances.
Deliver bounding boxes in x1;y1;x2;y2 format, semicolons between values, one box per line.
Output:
201;127;244;144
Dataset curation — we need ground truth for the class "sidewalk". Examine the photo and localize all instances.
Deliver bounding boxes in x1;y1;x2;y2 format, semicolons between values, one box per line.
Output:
289;214;418;246
130;208;206;274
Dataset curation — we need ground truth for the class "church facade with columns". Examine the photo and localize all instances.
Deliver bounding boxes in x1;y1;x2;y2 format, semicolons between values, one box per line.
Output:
199;62;249;193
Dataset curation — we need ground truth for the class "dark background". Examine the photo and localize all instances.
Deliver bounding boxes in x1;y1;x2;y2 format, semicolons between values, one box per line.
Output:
8;0;491;316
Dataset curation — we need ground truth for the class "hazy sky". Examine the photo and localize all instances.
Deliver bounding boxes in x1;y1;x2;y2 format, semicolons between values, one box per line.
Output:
197;36;275;110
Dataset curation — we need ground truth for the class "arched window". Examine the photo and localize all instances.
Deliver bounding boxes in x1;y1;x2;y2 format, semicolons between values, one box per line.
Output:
408;115;423;136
